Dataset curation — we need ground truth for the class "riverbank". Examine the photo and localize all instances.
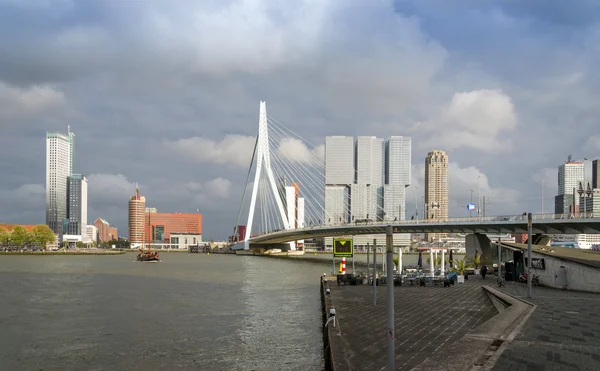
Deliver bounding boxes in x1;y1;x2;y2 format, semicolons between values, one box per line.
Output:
0;250;126;255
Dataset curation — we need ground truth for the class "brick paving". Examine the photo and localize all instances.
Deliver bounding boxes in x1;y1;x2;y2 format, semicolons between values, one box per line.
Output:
493;282;600;371
328;278;497;370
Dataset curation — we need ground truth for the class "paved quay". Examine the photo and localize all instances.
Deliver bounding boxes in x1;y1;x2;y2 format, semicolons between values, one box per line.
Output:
324;278;499;370
493;282;600;371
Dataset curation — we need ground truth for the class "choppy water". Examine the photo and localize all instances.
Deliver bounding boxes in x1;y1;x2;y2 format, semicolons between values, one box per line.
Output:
0;253;326;371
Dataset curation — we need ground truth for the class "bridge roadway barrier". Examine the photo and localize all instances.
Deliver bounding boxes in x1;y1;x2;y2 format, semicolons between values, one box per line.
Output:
258;252;467;274
320;274;535;370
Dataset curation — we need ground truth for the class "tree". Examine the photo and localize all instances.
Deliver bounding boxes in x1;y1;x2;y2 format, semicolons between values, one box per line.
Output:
0;227;8;247
32;225;56;249
10;225;30;247
451;259;468;275
468;254;481;269
76;241;85;248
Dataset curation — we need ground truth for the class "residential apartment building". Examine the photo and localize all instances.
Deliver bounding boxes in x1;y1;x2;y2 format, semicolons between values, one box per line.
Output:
424;150;449;242
94;218;118;242
46;129;74;234
128;187;146;243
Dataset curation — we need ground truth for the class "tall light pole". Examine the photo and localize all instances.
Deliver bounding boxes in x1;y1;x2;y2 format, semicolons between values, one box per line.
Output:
414;185;418;219
477;175;481;219
541;179;544;215
470;190;474;217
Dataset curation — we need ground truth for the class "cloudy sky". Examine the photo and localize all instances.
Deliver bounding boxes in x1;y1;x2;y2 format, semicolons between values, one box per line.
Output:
2;0;600;240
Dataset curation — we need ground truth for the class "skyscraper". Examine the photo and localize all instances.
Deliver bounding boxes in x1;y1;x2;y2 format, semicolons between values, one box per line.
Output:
129;186;146;243
555;159;584;214
424;150;449;242
46;128;75;234
325;136;353;224
592;160;600;190
66;174;88;235
352;137;384;220
384;136;411;221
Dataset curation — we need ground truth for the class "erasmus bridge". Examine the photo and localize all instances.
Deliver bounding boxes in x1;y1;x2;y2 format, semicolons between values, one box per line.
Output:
230;102;600;252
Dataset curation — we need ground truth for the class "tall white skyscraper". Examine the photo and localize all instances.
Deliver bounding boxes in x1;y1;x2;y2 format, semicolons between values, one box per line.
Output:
325;136;353;224
46;129;75;234
384;137;411;221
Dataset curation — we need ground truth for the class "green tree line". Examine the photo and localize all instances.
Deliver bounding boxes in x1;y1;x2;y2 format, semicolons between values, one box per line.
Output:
0;225;56;249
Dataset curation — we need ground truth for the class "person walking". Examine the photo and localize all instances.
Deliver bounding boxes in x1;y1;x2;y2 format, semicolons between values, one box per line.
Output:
481;265;488;279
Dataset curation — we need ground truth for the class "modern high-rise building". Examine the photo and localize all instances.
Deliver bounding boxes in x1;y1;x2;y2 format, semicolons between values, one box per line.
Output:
66;174;88;235
352;137;385;220
555;159;584;215
325;136;353;224
592;160;600;190
45;128;75;234
384;136;411;221
424;150;449;242
128;186;146;243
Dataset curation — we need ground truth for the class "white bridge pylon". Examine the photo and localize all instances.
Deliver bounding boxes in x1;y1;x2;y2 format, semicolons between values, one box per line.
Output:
244;101;291;250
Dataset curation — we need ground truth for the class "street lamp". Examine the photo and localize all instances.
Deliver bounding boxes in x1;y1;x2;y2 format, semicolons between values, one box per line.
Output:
470;190;474;217
578;181;593;218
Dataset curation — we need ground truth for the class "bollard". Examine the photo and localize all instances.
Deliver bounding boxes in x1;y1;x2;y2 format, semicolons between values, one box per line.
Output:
342;257;346;274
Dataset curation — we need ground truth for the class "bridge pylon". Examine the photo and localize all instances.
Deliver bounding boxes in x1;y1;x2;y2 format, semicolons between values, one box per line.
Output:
243;101;291;250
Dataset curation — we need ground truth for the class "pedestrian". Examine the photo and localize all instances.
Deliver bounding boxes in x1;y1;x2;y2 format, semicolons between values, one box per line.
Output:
481;265;488;279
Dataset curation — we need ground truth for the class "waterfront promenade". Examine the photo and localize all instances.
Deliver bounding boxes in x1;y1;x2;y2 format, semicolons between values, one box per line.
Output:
493;282;600;370
322;275;600;370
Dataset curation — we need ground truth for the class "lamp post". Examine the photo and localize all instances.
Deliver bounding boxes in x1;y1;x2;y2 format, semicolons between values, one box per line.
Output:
578;181;593;218
478;175;481;220
414;185;418;219
470;190;474;217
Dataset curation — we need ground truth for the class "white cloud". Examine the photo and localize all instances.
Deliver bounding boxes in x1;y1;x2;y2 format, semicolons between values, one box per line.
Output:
0;82;66;121
168;135;256;169
277;138;324;165
87;173;137;203
184;177;232;201
418;89;517;153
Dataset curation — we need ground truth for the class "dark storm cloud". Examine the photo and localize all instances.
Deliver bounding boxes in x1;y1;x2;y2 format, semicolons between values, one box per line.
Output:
1;0;600;238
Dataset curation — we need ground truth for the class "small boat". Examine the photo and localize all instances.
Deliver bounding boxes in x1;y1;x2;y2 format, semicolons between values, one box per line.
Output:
137;249;160;262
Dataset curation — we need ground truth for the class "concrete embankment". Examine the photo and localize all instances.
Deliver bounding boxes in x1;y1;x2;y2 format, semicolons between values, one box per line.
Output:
0;250;126;255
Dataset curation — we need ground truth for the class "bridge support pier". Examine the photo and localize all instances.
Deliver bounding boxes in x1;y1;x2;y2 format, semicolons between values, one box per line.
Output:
525;234;551;246
465;233;494;268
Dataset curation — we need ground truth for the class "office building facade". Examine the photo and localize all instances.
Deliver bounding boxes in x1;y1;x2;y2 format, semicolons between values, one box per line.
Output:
66;174;88;235
555;161;584;214
424;150;449;242
324;136;353;224
145;212;203;244
593;160;600;190
384;136;411;221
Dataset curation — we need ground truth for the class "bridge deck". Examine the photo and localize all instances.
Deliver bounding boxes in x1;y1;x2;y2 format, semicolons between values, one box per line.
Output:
250;215;600;244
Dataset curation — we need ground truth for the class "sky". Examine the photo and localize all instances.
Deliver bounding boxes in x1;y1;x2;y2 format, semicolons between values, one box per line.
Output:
1;0;600;240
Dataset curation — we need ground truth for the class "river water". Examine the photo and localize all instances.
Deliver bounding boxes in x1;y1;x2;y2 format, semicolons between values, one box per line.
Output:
0;254;327;371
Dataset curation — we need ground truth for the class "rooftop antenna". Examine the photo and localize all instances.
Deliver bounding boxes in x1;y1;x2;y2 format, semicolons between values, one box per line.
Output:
567;154;572;163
